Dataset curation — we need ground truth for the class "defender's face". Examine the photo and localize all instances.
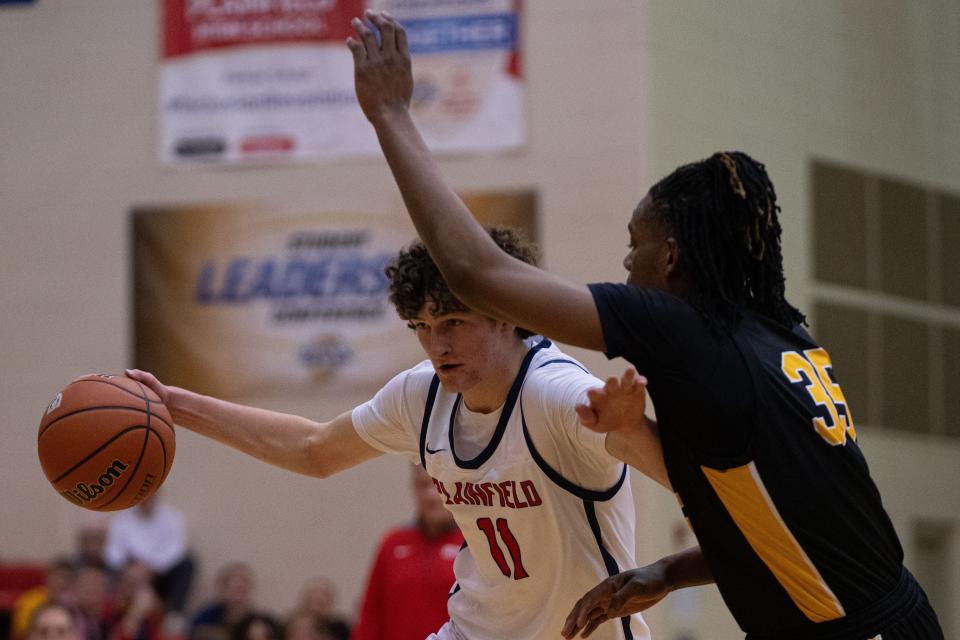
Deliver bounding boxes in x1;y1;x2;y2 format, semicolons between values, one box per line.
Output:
624;194;670;290
409;307;511;393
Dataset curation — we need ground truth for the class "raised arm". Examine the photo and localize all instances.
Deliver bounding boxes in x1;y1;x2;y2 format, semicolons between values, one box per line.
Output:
348;11;605;351
125;369;381;478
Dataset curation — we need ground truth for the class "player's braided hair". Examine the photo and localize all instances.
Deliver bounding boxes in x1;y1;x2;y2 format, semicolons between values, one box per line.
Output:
647;151;805;332
386;227;539;338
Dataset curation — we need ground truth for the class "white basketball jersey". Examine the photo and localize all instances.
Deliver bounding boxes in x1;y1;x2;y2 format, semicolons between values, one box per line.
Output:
418;339;649;640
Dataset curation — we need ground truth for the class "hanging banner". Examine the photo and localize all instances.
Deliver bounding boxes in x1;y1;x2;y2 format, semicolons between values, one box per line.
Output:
159;0;524;165
131;192;535;401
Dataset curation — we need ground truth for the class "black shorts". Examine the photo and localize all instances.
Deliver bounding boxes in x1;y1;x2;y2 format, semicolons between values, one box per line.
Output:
868;589;943;640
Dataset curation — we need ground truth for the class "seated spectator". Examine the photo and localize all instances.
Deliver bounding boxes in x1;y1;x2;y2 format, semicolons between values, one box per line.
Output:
72;518;109;569
230;614;281;640
70;563;110;640
105;494;195;632
26;602;81;640
351;467;463;640
288;579;347;640
284;615;346;640
102;561;163;640
189;563;255;640
12;558;76;640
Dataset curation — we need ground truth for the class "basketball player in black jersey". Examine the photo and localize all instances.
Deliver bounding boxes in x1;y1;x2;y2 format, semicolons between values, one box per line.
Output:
348;10;943;640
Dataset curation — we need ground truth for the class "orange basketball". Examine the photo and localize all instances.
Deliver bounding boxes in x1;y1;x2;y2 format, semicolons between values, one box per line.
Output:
38;374;175;511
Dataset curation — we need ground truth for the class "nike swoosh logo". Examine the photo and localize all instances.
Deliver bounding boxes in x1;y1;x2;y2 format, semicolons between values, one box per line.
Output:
425;446;447;454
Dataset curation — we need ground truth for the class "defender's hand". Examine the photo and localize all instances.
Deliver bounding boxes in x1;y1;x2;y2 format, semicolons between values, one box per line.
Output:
575;368;648;433
562;565;671;638
347;10;413;124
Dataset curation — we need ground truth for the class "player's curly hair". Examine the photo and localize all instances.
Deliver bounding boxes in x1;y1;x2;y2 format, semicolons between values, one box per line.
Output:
386;227;539;338
647;151;805;333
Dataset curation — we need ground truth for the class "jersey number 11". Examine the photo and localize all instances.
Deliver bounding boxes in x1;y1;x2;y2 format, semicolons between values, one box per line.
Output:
477;517;529;580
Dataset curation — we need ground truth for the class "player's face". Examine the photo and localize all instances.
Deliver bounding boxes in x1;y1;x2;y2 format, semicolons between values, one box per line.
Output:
623;194;672;290
409;307;514;394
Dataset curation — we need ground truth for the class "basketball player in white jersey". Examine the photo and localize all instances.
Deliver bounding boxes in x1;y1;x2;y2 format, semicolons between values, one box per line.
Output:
127;230;667;639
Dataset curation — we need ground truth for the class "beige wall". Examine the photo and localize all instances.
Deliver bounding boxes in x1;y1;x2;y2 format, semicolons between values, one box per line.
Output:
2;1;958;638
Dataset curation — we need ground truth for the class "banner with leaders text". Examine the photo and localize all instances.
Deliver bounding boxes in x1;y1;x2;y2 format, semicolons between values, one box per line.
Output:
132;193;535;401
160;0;524;165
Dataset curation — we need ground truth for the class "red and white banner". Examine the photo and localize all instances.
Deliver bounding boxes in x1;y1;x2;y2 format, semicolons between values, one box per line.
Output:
159;0;524;165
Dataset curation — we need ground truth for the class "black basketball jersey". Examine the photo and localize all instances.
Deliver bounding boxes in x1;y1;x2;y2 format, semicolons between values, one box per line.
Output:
590;283;932;640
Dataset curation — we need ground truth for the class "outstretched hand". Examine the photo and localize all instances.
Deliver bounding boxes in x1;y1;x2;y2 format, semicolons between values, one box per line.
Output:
562;564;671;638
347;10;413;124
125;369;172;407
575;368;649;433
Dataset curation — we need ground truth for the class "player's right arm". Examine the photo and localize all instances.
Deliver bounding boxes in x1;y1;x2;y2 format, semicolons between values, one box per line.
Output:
125;369;382;478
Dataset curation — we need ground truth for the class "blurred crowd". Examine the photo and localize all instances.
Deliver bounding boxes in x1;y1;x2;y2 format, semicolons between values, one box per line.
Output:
3;468;461;640
1;496;351;640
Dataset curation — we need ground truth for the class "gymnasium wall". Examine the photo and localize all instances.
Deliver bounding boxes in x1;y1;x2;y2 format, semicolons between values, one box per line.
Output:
2;2;958;638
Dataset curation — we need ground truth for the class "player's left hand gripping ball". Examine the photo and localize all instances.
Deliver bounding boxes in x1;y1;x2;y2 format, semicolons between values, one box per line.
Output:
37;374;175;511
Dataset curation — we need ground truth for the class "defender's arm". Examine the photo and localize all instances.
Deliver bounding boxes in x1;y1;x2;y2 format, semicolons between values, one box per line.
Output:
349;11;605;351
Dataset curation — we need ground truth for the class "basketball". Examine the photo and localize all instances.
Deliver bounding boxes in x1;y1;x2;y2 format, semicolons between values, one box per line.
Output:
37;374;175;511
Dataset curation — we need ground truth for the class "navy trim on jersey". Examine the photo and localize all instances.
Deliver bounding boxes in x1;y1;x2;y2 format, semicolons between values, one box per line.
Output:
418;375;442;469
520;359;627;502
447;339;553;469
521;402;627;501
447;540;469;601
537;358;590;374
584;501;633;640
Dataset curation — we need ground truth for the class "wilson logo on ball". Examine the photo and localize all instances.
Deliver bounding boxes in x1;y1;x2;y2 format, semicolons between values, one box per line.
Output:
45;393;62;415
60;459;129;506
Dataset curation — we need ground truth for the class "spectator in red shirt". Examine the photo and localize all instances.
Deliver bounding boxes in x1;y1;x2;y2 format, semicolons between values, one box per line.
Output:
351;467;463;640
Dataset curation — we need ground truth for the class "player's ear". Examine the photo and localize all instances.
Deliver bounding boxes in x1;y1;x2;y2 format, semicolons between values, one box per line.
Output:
664;236;680;277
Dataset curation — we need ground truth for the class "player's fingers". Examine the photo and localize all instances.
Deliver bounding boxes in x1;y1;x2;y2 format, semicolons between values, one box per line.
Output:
575;404;598;427
125;369;169;403
620;368;636;390
585;387;606;407
366;10;396;56
580;611;610;638
577;605;605;632
385;11;410;57
604;375;621;394
562;594;594;637
560;608;582;638
124;368;151;384
351;16;380;60
345;37;365;65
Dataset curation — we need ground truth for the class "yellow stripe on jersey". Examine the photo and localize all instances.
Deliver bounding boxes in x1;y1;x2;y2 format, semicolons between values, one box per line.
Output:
701;461;846;623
